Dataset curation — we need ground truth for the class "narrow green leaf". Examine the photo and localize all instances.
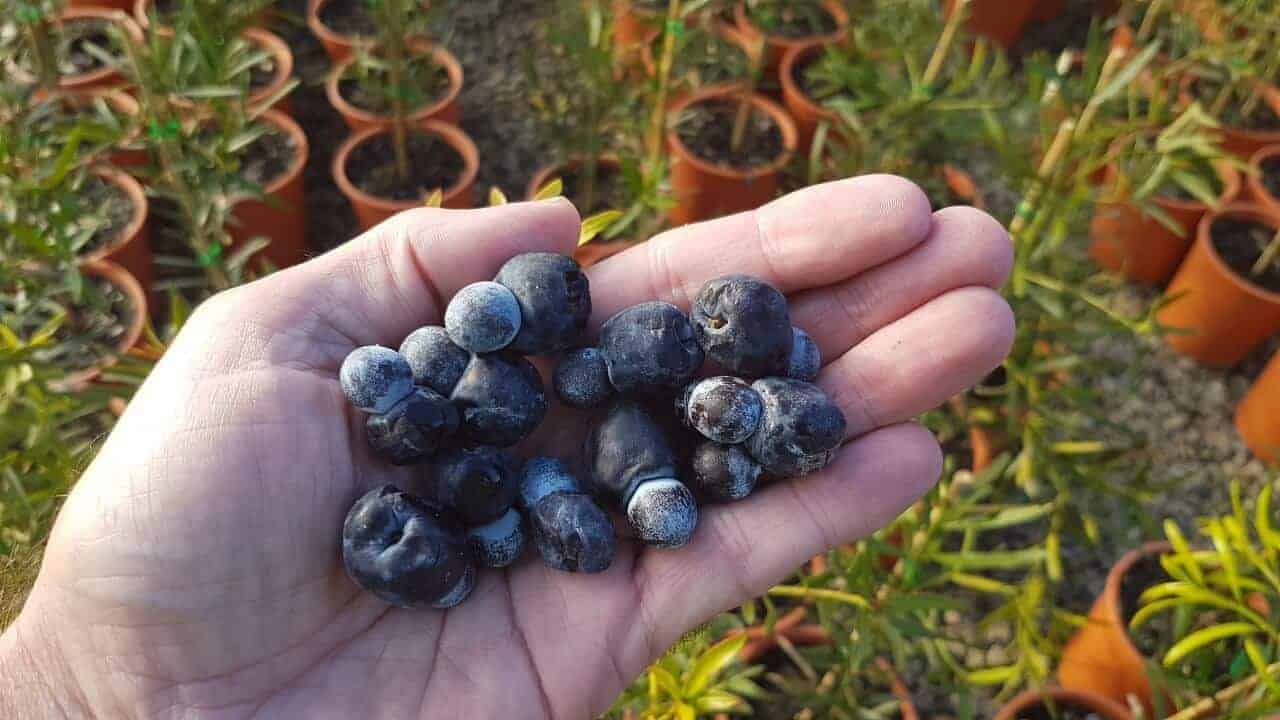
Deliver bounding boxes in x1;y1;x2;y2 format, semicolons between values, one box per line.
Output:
533;178;563;201
684;634;746;697
579;210;623;246
488;186;508;206
1162;622;1261;667
967;665;1018;685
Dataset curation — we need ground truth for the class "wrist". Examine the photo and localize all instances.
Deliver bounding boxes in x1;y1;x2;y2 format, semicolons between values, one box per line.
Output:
0;608;88;718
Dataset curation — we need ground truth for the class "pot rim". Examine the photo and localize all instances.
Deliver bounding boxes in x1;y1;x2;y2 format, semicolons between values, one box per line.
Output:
1179;74;1280;145
326;45;464;127
779;38;837;126
733;0;850;51
253;108;310;197
1195;202;1280;305
525;153;623;202
1100;157;1242;213
996;686;1135;720
666;82;798;181
307;0;375;55
243;28;295;112
59;258;148;391
79;165;148;264
1247;144;1280;208
35;7;142;90
332;120;480;213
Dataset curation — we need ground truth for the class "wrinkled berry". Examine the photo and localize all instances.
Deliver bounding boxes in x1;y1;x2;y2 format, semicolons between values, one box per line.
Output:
787;327;821;381
553;347;614;409
689;442;761;503
430;446;519;525
600;302;704;394
399;325;471;396
747;378;846;478
340;345;414;415
342;484;475;609
450;351;547;447
365;387;460;465
586;401;698;548
494;253;591;355
691;275;793;378
518;458;617;573
677;376;763;444
467;508;526;568
444;281;522;353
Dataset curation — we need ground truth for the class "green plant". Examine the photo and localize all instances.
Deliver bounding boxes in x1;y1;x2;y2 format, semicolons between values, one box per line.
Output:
738;0;836;37
610;627;764;719
8;0;67;89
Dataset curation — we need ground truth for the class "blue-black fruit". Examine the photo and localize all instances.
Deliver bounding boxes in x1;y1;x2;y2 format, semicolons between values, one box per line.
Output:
553;347;614;409
399;325;471;396
430;446;519;525
450;351;547;447
677;376;763;445
747;378;846;478
365;387;460;465
494;253;591;355
467;508;526;568
444;281;522;353
340;345;414;415
787;327;821;381
691;274;793;378
518;457;616;573
342;485;475;609
599;302;704;394
689;442;762;503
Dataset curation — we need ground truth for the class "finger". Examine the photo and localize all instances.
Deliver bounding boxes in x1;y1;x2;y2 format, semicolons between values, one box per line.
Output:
623;422;942;661
587;175;933;324
789;206;1013;361
213;199;581;358
820;286;1015;438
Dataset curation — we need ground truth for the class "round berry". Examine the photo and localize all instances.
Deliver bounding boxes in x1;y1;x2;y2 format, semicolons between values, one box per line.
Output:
430;446;519;526
553;347;614;409
365;387;460;465
528;491;617;573
747;378;847;478
494;253;592;354
467;508;526;568
586;401;681;507
691;274;793;378
399;326;470;396
600;302;704;394
450;351;547;448
517;456;581;508
689;442;761;503
340;346;414;415
627;479;698;549
677;376;763;444
787;326;821;381
342;485;475;609
444;281;522;353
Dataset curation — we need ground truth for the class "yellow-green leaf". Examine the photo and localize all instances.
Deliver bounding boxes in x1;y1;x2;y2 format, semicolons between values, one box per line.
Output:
675;701;696;720
695;689;748;713
967;665;1018;685
423;189;444;208
1162;622;1261;667
579;210;623;247
533;178;563;201
650;665;681;697
948;572;1017;596
685;634;746;697
488;186;508;206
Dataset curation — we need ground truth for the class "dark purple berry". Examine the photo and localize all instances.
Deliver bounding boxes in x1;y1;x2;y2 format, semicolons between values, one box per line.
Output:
518;457;616;573
399;326;470;396
340;346;414;414
450;352;547;447
342;485;475;609
444;281;522;353
467;508;526;568
689;442;761;503
600;301;704;394
677;376;763;445
691;274;793;378
747;378;846;478
553;347;614;409
787;327;821;381
365;387;460;465
494;252;591;354
430;446;519;525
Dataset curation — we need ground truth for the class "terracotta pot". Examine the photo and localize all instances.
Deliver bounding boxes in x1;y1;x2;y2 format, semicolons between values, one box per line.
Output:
526;154;637;267
1058;541;1173;717
79;166;153;294
33;88;147;170
227;109;310;270
326;45;463;132
1030;0;1067;23
733;1;849;74
613;0;662;68
944;0;1038;49
666;83;797;225
1157;204;1280;367
995;687;1134;720
14;8;143;93
60;259;148;391
1245;144;1280;209
307;0;373;63
1089;161;1241;286
334;121;479;231
69;0;133;11
970;424;998;473
243;28;296;117
1180;75;1280;160
778;39;836;155
1237;350;1280;464
939;164;985;209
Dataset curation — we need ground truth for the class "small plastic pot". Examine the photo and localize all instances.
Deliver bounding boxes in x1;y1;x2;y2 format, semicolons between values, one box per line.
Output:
14;8;144;94
1058;542;1172;717
733;1;849;73
79;165;153;295
326;45;463;132
1157;204;1280;367
61;259;148;391
944;0;1038;49
613;0;662;68
778;39;837;155
1088;161;1241;286
333;121;480;231
1236;350;1280;464
243;28;296;117
666;83;797;225
227;109;310;270
33;88;147;170
995;687;1134;720
307;0;373;63
1245;144;1280;210
1180;75;1280;160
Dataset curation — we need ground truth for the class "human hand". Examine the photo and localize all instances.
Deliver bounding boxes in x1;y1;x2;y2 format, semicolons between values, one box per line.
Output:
1;175;1014;719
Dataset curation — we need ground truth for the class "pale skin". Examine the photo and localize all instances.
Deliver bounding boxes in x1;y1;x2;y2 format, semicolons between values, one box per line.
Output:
0;175;1015;719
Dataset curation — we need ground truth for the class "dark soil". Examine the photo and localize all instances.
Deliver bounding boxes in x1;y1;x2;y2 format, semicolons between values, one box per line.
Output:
675;100;785;170
1211;216;1280;294
240;128;296;187
248;54;278;93
1191;79;1280;130
555;161;629;216
317;0;376;37
744;2;838;39
1119;553;1169;656
347;131;465;202
1157;182;1197;202
1008;701;1107;720
337;54;449;114
1011;0;1102;59
81;175;135;254
60;18;115;75
1262;156;1280;200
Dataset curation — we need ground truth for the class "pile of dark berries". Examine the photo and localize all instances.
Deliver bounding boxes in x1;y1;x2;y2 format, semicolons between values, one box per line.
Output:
339;254;845;609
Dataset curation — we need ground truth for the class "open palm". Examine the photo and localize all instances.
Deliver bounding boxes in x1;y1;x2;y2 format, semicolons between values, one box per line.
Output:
4;176;1013;719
